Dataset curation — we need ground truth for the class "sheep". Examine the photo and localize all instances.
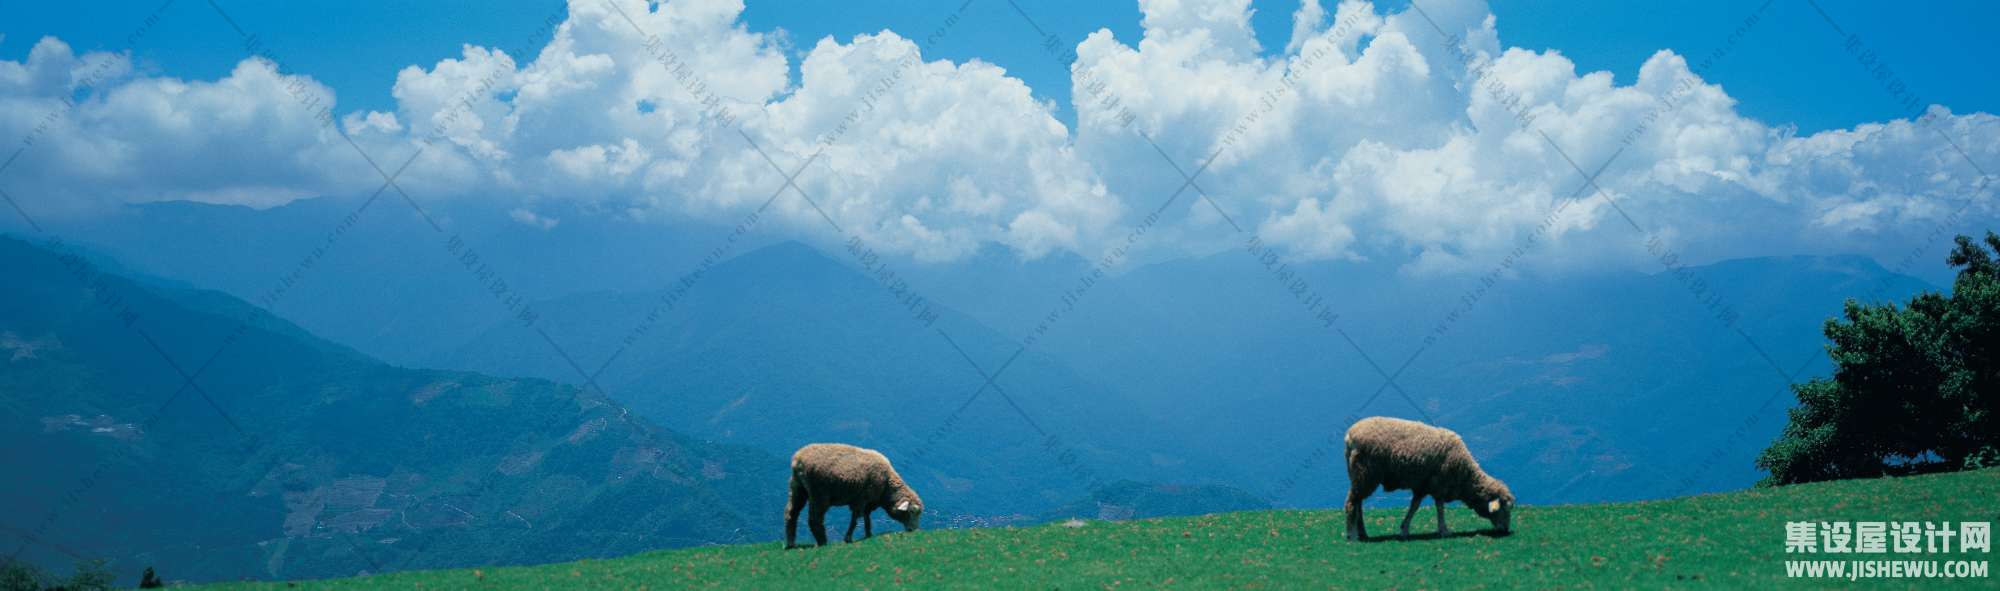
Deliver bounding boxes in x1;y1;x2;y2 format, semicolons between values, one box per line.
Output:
784;443;925;548
1342;416;1514;541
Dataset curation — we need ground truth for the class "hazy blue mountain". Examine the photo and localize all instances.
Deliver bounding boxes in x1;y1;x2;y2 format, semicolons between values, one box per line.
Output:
39;199;1948;512
433;240;1230;516
1017;249;1940;506
45;198;771;365
428;226;1940;512
0;235;787;585
899;242;1100;338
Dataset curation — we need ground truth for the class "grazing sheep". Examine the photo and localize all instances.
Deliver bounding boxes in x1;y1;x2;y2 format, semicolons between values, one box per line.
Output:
1343;416;1514;540
784;443;925;548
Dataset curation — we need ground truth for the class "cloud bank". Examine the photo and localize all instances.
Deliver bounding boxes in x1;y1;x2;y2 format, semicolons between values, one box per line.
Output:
1;0;1993;273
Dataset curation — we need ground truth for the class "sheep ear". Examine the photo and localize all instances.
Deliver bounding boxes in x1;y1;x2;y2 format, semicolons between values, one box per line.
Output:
896;500;911;512
1487;499;1501;513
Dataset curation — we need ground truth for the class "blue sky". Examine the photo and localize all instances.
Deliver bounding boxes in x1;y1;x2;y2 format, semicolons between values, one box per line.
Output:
5;0;1994;134
2;0;1995;275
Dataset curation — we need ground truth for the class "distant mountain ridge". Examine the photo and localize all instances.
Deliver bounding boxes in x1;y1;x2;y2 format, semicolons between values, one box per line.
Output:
0;235;788;585
36;201;1946;510
5;198;1959;583
44;198;776;365
433;240;1225;516
1021;248;1939;505
430;237;1940;511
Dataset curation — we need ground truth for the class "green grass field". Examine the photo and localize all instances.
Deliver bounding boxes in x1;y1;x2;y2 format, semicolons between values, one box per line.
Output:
206;469;1997;589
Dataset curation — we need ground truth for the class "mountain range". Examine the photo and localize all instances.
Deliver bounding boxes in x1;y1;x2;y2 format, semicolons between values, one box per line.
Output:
3;197;1946;583
1;235;785;583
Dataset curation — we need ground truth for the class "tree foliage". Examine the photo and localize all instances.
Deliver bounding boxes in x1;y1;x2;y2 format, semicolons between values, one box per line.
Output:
1758;232;2000;485
0;559;114;591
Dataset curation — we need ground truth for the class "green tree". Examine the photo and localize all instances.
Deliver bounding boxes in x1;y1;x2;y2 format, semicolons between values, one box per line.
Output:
0;559;114;591
1758;232;2000;485
0;560;45;591
55;560;114;591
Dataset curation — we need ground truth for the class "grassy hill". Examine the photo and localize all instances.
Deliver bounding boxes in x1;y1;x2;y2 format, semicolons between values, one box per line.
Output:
203;468;1997;589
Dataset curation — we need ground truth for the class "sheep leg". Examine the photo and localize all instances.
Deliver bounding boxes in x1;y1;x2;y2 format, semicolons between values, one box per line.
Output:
844;508;860;543
863;509;873;539
784;477;807;549
1434;497;1451;536
1343;484;1370;541
808;500;831;546
1400;495;1423;539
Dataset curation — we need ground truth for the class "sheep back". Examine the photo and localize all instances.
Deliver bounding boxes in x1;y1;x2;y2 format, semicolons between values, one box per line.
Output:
790;443;908;506
1344;416;1484;499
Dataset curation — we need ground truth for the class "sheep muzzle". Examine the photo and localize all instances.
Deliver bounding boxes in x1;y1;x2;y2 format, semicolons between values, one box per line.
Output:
1491;506;1512;535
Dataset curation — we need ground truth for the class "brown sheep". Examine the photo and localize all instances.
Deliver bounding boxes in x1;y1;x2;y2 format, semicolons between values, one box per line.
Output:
1343;416;1514;540
784;443;924;548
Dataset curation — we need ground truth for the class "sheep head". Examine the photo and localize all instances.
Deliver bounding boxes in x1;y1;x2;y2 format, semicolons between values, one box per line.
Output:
886;494;924;531
1468;476;1514;535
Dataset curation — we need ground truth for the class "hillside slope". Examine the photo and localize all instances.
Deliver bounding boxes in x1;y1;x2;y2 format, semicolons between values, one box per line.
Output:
0;236;787;584
204;468;1998;589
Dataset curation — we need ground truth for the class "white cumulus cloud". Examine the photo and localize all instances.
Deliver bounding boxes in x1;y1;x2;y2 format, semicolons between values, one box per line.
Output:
0;0;1992;272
